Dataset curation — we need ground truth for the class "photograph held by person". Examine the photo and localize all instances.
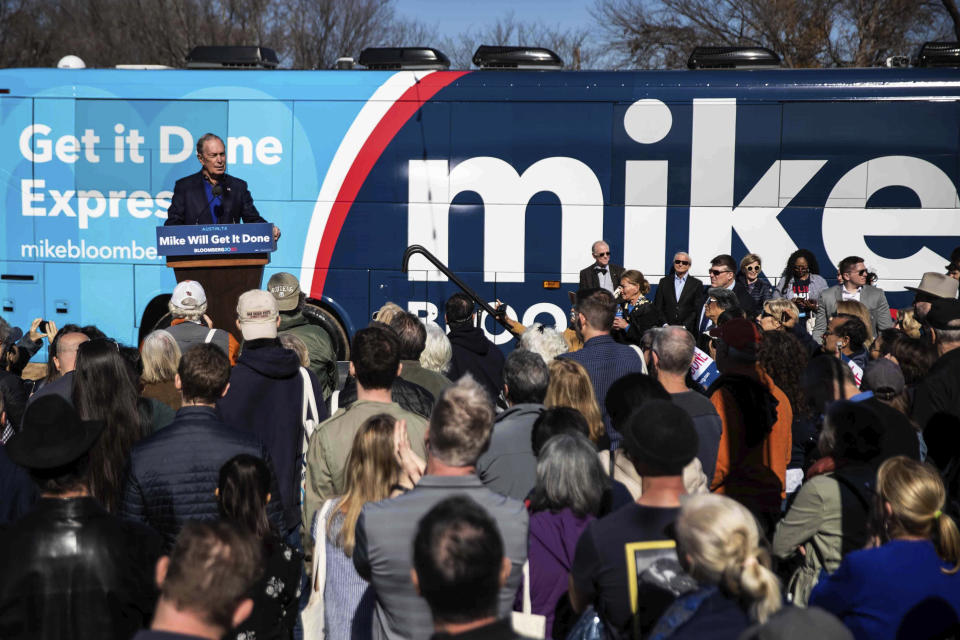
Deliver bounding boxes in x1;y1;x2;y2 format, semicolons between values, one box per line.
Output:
120;343;285;550
569;400;700;637
653;251;704;334
0;396;162;640
318;414;423;640
217;454;302;640
648;494;782;639
304;325;428;532
477;349;548;501
613;269;664;347
809;457;960;640
353;376;528;640
560;287;645;449
413;496;523;640
544;358;605;446
737;253;774;311
134;521;262;640
772;401;883;606
524;433;608;640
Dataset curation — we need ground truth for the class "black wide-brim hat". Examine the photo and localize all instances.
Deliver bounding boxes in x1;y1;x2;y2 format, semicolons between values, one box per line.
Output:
6;395;104;470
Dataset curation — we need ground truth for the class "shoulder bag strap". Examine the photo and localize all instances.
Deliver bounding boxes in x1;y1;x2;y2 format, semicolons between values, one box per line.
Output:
522;560;533;615
204;328;217;343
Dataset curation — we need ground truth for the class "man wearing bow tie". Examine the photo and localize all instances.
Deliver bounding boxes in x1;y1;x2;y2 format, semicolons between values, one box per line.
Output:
579;240;624;293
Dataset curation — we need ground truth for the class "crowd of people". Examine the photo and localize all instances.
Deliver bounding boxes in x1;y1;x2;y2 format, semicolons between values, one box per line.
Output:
1;241;960;640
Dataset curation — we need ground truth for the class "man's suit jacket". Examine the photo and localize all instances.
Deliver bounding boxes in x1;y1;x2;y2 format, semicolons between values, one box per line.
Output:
653;273;705;333
695;280;757;339
579;262;625;290
164;171;267;226
812;284;893;342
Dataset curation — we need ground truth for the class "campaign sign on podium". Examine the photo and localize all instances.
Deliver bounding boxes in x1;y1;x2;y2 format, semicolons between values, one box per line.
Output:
155;223;275;257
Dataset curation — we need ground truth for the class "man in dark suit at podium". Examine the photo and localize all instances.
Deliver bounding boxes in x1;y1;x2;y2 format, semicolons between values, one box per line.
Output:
579;240;624;294
164;133;280;241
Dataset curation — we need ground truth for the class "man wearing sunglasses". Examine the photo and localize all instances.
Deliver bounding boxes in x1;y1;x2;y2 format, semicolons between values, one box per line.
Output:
653;252;705;334
578;241;624;294
813;255;893;342
695;254;755;338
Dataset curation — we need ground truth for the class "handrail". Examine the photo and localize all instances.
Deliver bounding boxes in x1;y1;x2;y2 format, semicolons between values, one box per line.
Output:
401;245;520;337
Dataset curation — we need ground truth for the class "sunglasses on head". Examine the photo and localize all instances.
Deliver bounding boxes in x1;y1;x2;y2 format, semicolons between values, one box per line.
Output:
595;251;610;257
674;259;690;266
745;265;761;272
709;269;730;276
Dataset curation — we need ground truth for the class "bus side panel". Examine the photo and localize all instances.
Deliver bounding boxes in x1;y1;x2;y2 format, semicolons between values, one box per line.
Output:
44;261;134;345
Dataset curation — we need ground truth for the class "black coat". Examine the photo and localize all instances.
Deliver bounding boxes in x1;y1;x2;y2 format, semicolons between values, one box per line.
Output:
913;347;960;472
653;273;705;333
164;171;268;226
579;262;625;290
338;376;435;419
447;324;506;403
615;299;665;347
120;405;286;550
0;497;161;640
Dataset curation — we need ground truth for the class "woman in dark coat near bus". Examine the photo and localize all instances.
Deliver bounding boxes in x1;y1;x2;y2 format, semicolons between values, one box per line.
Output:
613;270;664;347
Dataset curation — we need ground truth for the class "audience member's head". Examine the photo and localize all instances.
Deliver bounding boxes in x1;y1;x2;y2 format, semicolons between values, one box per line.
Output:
351;326;401;391
651;326;695;377
372;301;405;325
390;312;428;361
925;299;960;351
49;327;89;378
529;434;607;518
502;349;549;406
621;399;698;477
428;376;494;468
141;329;181;385
604;373;670;432
266;272;303;313
530;406;592;456
759;298;799;332
819;401;884;463
168;280;208;322
278;333;310;367
896;308;923;339
217;454;274;540
710;318;761;367
444;293;475;328
887;336;937;385
413;496;509;629
906;272;958;321
518;323;568;362
675;494;782;623
739;606;853;640
705;287;739;323
757;331;808;418
574;288;616;333
834;304;872;346
7;395;103;496
236;289;280;341
421;321;453;375
870;327;903;361
802;356;858;414
545;358;603;443
861;358;905;399
155;521;262;635
178;343;232;405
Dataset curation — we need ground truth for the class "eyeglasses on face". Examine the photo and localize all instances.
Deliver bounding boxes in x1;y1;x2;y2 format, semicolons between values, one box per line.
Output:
674;259;690;266
594;251;610;257
745;265;761;272
709;269;730;276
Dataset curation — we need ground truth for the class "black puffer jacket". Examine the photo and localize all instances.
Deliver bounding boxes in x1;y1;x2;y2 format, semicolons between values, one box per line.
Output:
0;497;161;640
119;405;285;550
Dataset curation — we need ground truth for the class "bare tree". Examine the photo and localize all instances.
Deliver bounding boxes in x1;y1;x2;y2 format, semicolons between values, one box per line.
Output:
593;0;953;68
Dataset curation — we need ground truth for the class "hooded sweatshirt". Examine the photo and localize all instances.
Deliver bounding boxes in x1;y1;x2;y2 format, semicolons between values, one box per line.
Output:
218;338;327;532
446;324;505;402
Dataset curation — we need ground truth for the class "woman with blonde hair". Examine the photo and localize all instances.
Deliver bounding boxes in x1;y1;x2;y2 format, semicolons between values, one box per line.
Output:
757;298;799;332
140;329;182;410
836;300;874;347
316;414;423;640
544;358;604;444
896;307;923;339
737;253;774;310
613;269;664;347
810;456;960;640
649;494;782;639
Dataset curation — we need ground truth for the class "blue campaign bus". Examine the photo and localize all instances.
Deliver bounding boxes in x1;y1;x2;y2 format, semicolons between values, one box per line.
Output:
2;59;960;357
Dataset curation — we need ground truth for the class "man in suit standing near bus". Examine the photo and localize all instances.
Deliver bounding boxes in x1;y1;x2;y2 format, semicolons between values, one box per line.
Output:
653;251;704;334
579;240;624;294
164;132;280;241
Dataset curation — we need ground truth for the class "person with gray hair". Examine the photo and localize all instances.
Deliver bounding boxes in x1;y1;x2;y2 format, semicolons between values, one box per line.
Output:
477;349;549;500
140;329;182;412
420;321;452;375
697;286;741;351
353;375;528;640
651;326;723;481
519;322;569;362
525;433;607;636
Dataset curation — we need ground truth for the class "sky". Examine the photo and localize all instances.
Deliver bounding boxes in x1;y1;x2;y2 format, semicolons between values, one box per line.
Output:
393;0;595;38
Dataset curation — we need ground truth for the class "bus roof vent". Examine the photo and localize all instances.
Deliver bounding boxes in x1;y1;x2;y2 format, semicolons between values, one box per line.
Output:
916;41;960;67
472;45;563;70
687;46;780;69
357;47;450;70
186;46;279;69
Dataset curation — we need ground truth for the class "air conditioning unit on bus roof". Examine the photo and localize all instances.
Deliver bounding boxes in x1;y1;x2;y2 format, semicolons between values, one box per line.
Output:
472;45;564;70
186;46;279;69
916;41;960;67
687;46;781;69
357;47;450;70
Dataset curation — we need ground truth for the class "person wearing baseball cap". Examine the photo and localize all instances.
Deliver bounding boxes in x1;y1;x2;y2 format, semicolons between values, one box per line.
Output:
0;395;162;639
218;289;328;539
912;298;960;472
165;279;239;364
706;318;792;532
905;272;959;322
569;400;699;636
268;272;337;399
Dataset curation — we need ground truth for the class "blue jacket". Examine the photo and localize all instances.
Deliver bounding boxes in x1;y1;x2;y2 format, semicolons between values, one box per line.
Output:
163;171;268;226
119;405;284;550
218;338;326;532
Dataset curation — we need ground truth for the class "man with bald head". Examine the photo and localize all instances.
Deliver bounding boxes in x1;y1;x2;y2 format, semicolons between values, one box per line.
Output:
579;240;624;294
28;330;89;406
653;251;705;334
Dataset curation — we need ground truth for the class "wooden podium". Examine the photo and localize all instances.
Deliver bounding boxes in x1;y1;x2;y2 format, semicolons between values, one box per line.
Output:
166;254;270;341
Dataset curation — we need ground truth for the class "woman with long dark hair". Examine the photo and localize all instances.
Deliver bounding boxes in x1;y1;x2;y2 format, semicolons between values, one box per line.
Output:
72;338;147;512
773;249;829;329
218;454;302;640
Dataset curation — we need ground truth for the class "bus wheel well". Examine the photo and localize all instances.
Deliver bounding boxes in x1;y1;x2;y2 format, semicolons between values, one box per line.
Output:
304;300;350;361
